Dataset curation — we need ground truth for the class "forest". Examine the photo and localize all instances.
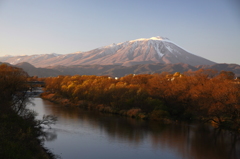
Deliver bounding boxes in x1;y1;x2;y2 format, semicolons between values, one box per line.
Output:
40;69;240;132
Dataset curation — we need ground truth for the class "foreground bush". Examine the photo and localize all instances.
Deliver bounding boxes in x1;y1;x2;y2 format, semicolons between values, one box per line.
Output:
0;64;55;159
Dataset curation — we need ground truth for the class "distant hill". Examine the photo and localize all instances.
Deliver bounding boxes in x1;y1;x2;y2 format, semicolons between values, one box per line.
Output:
197;63;240;77
15;62;61;77
0;36;215;67
13;62;240;78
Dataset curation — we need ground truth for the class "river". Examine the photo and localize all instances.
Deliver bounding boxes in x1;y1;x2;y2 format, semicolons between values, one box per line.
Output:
28;97;240;159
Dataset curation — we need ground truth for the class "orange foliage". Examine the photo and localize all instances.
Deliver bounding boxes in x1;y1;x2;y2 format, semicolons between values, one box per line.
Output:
42;70;240;131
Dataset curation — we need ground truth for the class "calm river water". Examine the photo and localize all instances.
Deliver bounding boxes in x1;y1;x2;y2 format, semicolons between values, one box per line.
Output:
28;98;240;159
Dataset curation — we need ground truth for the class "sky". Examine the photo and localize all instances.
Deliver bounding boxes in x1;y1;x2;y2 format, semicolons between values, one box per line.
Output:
0;0;240;64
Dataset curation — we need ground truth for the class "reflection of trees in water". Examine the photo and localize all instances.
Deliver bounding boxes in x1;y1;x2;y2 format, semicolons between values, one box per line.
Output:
98;116;148;145
149;123;240;159
190;126;240;159
44;100;240;159
43;100;149;145
40;129;58;142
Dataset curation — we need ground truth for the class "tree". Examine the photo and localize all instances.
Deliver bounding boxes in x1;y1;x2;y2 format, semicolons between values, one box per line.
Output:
0;64;57;158
0;63;57;124
0;64;30;114
216;71;235;81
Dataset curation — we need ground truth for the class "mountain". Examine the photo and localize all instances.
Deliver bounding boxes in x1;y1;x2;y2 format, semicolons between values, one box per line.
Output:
0;36;215;67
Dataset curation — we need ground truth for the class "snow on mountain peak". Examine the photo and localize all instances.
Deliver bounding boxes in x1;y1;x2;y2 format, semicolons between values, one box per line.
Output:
128;36;170;43
94;36;175;57
149;36;169;41
51;53;61;56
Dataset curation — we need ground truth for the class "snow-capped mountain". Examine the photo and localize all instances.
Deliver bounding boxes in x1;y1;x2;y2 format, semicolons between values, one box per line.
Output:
0;36;215;67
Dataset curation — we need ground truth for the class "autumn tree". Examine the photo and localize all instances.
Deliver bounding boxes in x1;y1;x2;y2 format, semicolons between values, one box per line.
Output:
216;70;235;80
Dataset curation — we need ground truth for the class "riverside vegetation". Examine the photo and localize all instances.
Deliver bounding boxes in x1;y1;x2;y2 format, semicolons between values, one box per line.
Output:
0;64;56;159
40;69;240;132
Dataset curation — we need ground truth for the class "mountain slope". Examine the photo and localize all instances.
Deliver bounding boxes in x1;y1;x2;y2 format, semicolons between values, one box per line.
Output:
0;37;215;67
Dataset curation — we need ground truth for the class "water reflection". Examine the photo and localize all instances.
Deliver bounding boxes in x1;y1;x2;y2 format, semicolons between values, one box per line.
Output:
33;98;240;159
41;129;58;142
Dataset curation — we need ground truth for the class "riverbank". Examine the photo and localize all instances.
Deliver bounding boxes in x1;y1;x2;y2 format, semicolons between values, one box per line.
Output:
41;90;240;134
41;92;172;124
0;105;55;159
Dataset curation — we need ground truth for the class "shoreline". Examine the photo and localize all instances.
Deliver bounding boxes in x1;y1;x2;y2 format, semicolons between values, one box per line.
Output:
40;92;172;124
40;92;240;134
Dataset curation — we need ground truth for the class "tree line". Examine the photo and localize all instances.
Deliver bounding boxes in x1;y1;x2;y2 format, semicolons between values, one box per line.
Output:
41;69;240;132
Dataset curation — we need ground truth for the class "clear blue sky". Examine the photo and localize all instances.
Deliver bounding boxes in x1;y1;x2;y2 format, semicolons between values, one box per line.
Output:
0;0;240;64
